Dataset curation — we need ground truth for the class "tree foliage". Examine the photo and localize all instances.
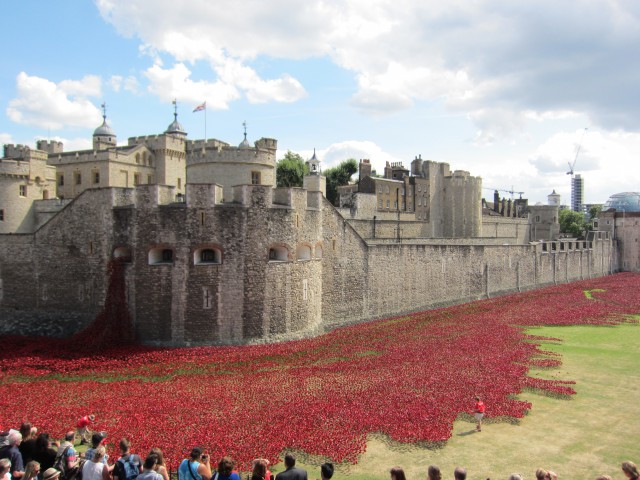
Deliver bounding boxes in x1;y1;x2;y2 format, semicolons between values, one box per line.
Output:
276;151;308;187
559;209;586;238
324;158;358;205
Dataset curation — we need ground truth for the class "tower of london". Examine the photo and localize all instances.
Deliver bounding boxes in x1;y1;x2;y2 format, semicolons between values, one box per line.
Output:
0;109;616;345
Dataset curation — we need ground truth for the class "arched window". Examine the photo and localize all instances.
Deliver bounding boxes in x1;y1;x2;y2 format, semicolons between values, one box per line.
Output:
42;190;49;200
296;245;312;261
194;247;222;265
268;246;288;262
148;247;174;265
135;153;140;164
113;246;132;263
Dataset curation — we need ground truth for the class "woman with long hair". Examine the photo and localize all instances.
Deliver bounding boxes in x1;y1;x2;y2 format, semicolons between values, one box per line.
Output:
81;446;110;480
22;461;40;480
213;457;240;480
149;448;169;480
622;461;640;480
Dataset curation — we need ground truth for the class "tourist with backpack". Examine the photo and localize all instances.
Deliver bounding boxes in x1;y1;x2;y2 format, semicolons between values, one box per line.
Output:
113;439;141;480
54;432;81;480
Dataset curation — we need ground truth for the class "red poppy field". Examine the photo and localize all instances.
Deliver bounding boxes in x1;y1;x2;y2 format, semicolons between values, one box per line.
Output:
0;273;638;471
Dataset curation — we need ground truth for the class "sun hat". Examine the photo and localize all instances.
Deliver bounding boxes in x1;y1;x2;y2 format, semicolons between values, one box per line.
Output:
43;468;61;480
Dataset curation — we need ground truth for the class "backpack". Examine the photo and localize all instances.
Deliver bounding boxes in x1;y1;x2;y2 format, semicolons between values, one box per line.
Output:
117;454;141;480
53;446;82;480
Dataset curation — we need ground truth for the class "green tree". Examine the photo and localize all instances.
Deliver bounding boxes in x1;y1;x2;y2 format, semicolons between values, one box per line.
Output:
324;158;358;205
559;209;586;237
587;204;602;230
276;151;308;187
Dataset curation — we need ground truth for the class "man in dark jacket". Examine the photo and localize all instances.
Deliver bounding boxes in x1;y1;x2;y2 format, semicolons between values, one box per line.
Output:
275;454;307;480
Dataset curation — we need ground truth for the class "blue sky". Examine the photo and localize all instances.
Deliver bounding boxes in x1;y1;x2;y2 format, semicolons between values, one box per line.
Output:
2;0;639;204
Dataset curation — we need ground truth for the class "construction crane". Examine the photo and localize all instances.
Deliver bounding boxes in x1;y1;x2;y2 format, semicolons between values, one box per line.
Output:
567;127;588;177
482;187;525;199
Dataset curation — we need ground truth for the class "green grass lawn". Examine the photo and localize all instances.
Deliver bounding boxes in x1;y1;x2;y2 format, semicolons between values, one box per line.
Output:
280;323;639;480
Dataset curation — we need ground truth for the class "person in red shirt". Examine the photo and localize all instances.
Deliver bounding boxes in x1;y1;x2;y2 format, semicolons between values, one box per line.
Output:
474;396;485;432
76;415;95;445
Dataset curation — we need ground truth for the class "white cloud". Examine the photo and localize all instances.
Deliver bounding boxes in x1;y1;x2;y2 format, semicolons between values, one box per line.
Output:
7;72;102;130
525;129;640;203
282;140;401;174
144;63;240;109
97;0;640;138
109;75;139;94
0;133;13;145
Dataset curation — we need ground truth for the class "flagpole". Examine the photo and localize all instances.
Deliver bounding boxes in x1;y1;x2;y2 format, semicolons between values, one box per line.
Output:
205;103;207;143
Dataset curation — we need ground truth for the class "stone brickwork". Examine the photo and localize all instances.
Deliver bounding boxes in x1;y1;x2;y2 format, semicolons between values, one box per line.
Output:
0;181;616;346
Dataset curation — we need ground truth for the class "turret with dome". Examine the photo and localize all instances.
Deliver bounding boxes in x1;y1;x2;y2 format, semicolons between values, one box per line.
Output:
93;102;117;150
165;99;187;137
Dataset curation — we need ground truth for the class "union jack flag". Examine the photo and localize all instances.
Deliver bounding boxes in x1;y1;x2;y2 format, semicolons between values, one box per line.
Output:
192;102;206;112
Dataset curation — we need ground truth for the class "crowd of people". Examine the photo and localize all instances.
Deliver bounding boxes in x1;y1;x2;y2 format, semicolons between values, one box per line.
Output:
388;462;640;480
0;420;638;480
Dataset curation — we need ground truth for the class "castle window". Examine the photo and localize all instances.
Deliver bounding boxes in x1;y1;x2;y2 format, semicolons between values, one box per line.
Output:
142;152;147;164
194;247;222;265
535;215;540;223
177;178;182;189
58;175;64;186
147;175;153;184
386;200;390;208
113;246;132;263
379;199;382;208
43;190;49;200
94;171;100;184
303;279;308;301
268;246;288;262
296;245;312;261
134;173;140;186
19;185;27;197
148;247;174;265
315;244;323;259
332;238;337;251
0;209;4;221
251;171;261;185
135;153;140;164
394;201;398;209
75;173;82;185
386;186;390;193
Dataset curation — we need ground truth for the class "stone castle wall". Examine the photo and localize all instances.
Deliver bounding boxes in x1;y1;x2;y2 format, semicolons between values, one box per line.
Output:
0;185;617;345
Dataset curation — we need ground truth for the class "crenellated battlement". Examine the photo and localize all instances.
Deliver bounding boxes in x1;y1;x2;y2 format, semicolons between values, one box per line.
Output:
185;138;229;151
128;133;186;151
3;144;48;162
186;137;277;167
36;140;64;154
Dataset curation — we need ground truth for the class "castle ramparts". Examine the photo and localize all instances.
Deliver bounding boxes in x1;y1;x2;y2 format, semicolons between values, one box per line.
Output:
0;183;617;345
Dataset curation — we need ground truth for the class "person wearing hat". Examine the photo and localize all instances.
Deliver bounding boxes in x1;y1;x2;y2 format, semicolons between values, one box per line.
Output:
178;447;212;480
42;468;61;480
76;415;95;445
